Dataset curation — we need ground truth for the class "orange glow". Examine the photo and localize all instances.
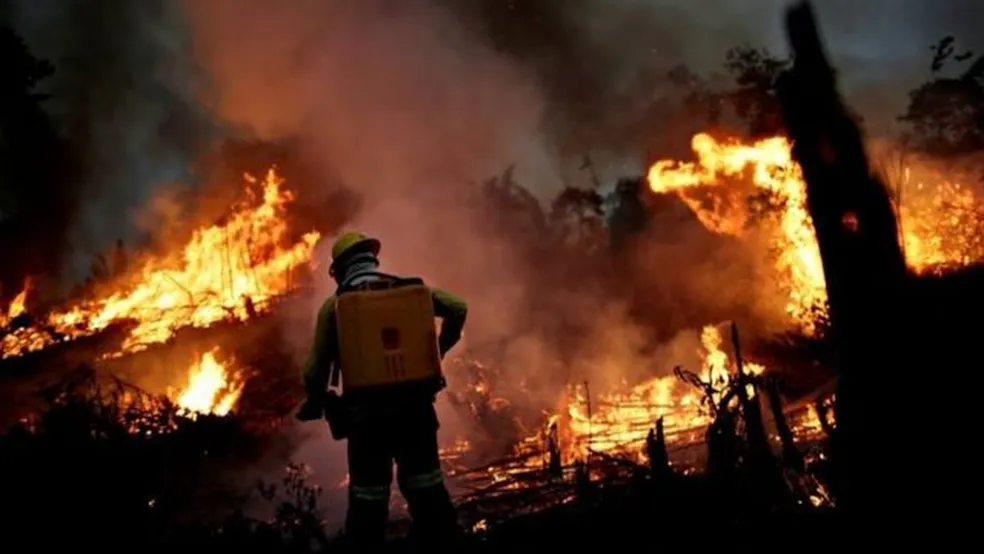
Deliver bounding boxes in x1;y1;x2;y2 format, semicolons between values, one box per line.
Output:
173;349;244;419
1;279;31;328
647;133;984;333
1;168;320;360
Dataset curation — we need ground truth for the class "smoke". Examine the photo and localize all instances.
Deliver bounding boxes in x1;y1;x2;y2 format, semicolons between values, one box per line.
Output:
442;0;984;154
179;3;862;510
7;0;215;285
8;0;979;524
7;0;979;282
184;0;571;369
180;0;565;514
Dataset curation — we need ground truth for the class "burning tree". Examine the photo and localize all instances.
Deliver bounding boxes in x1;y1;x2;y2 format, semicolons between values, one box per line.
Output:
1;168;320;361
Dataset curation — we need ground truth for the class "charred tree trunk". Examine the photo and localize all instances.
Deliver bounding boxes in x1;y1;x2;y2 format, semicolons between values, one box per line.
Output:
706;408;739;477
814;397;834;438
730;322;772;466
777;1;913;535
574;462;593;502
646;417;671;480
766;378;804;472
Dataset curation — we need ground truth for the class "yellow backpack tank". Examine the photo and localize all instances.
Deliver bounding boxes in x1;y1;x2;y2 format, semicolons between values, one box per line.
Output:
334;279;442;390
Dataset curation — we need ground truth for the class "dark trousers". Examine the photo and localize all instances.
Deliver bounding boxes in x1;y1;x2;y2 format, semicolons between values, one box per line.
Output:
345;401;458;550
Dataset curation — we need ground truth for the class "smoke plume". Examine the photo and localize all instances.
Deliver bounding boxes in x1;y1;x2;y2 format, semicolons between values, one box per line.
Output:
443;0;984;155
7;0;215;284
8;0;982;524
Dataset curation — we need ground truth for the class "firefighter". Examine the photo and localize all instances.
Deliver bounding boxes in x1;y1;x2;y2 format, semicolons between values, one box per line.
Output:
296;230;468;550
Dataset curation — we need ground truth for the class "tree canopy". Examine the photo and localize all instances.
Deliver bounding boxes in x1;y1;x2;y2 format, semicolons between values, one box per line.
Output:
899;36;984;156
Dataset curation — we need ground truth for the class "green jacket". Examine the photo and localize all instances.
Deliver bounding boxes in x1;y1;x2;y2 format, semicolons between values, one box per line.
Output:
302;286;468;397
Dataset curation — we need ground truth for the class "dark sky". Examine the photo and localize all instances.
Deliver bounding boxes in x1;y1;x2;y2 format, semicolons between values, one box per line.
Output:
5;0;984;282
512;0;984;132
677;0;984;125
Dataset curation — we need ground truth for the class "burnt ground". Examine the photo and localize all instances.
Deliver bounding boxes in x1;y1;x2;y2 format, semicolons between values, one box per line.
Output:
0;324;837;553
0;304;837;552
9;257;983;551
1;239;980;553
0;392;836;553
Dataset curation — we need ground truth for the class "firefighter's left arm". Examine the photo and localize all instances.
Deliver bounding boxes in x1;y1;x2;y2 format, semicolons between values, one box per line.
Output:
298;297;338;421
431;287;468;358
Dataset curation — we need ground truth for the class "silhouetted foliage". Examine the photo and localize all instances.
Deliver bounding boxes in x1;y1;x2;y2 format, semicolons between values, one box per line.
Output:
549;186;605;251
0;366;330;551
606;177;651;253
722;46;791;138
667;64;726;126
0;22;80;294
665;46;790;139
900;36;984;156
10;2;984;548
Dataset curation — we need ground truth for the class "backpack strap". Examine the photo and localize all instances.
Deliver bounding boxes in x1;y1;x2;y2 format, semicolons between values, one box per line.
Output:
338;272;425;294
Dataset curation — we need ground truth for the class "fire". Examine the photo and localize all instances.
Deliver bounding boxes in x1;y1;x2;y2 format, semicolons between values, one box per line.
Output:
647;133;984;332
494;130;983;476
491;131;978;473
7;280;29;320
648;133;825;332
173;349;244;418
897;178;984;275
1;279;30;328
508;323;767;469
1;168;320;359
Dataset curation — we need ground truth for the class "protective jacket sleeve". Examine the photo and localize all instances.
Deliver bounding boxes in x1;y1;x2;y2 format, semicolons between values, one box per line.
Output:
303;295;338;397
430;287;468;358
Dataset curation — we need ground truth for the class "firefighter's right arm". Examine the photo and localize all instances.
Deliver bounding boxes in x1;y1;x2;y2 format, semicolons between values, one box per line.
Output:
297;296;338;421
430;287;468;358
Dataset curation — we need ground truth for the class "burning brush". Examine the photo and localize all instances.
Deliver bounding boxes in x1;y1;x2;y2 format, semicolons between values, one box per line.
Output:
1;168;320;362
447;320;837;497
171;348;246;420
1;168;321;432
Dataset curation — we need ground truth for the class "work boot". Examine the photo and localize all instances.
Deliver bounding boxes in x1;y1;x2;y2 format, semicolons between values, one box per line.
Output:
344;499;389;553
405;486;461;552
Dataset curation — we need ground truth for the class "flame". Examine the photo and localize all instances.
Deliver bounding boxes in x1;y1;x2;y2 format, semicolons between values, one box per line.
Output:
1;279;31;328
173;349;244;418
897;179;984;274
7;279;29;319
496;323;767;473
478;131;981;481
490;132;973;474
2;168;320;359
648;133;825;332
646;133;984;332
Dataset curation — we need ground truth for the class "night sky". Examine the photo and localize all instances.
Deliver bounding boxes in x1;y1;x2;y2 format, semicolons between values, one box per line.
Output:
4;0;983;281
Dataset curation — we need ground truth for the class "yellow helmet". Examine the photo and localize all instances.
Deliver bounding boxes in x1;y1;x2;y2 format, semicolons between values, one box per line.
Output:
330;230;381;265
